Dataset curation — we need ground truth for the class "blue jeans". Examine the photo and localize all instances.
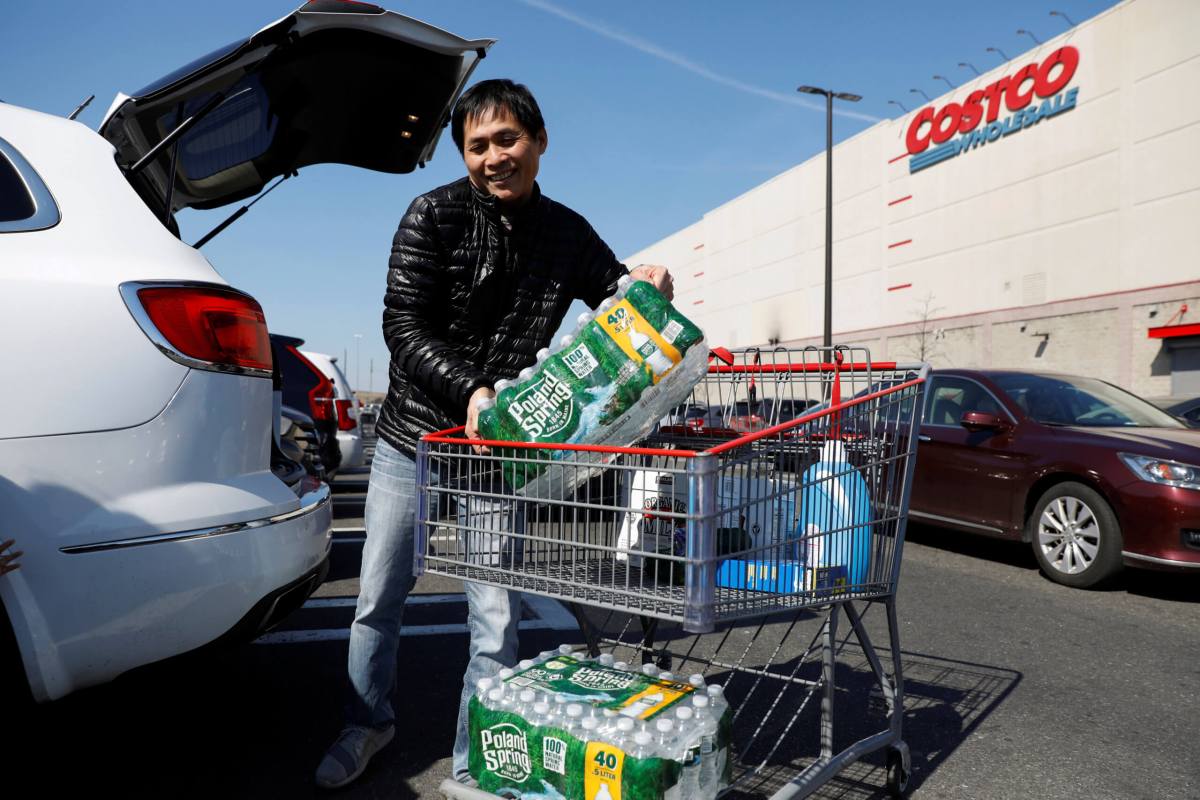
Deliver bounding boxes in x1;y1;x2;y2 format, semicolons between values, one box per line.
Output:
346;438;523;779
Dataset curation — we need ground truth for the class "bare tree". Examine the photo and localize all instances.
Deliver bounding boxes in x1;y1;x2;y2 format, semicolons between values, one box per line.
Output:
907;292;947;363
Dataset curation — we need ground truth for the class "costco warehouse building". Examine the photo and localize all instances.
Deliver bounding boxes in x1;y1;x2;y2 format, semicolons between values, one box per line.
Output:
626;0;1200;398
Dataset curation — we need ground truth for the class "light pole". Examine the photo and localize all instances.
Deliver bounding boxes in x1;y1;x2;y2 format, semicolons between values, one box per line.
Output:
887;99;908;113
958;61;981;76
353;333;363;390
796;85;862;348
933;74;955;91
1016;28;1041;45
986;46;1010;63
1049;10;1076;28
909;88;931;102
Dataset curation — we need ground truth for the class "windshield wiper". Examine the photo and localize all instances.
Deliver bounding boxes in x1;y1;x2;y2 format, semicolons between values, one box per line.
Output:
193;170;297;249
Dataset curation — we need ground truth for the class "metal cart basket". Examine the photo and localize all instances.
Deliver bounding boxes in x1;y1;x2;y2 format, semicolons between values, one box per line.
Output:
418;346;928;799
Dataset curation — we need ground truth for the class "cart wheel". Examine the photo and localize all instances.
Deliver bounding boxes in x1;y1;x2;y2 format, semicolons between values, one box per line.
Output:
886;747;910;798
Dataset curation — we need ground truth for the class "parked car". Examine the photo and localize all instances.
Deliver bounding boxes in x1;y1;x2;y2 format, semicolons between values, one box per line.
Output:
302;351;365;470
910;369;1200;587
271;335;342;477
728;397;818;433
1147;396;1200;429
281;405;327;482
0;3;490;700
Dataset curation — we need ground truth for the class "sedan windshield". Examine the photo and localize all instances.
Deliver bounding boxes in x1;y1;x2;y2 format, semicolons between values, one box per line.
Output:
992;374;1183;428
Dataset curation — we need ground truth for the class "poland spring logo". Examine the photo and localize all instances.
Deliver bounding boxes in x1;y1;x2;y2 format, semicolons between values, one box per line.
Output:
480;723;532;782
568;666;637;692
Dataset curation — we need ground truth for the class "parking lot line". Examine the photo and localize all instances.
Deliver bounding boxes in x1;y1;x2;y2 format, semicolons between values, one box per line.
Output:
254;619;574;644
258;593;577;644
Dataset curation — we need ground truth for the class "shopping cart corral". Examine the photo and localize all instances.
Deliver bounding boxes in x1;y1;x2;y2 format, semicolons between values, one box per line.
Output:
419;347;928;799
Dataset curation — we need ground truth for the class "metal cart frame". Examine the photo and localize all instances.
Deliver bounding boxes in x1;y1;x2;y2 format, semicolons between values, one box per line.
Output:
419;347;927;799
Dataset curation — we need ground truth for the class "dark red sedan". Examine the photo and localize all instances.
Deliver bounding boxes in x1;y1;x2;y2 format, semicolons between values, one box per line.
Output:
911;369;1200;587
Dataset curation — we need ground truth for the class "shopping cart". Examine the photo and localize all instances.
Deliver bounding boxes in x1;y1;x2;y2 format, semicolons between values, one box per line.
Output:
418;346;927;799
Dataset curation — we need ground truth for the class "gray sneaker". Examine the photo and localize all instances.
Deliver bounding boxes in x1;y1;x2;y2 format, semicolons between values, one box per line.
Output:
315;724;395;789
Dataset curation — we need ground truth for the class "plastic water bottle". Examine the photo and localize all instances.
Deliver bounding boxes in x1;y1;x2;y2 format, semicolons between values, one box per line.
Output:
531;700;551;728
476;677;495;697
614;661;629;672
558;644;577;657
659;671;676;682
630;730;655;760
518;658;536;671
692;695;718;798
581;716;600;743
487;687;506;714
689;674;707;690
536;347;552;364
536;649;557;663
598;653;615;667
517;689;537;718
564;703;585;740
674;707;701;798
641;663;660;678
706;685;730;792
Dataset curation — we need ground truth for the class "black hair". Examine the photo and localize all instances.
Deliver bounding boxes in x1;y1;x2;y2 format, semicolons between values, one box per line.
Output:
451;79;545;154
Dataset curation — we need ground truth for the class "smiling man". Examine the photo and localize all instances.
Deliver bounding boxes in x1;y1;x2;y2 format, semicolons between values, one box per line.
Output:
316;79;672;789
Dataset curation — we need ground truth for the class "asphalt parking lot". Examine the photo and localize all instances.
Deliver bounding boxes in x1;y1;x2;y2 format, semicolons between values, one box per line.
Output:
8;439;1199;800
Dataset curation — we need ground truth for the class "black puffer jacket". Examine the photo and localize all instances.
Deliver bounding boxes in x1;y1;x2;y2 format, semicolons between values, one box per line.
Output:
376;177;628;456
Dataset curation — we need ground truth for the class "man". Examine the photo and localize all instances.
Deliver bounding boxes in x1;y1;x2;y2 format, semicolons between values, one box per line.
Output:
316;79;673;789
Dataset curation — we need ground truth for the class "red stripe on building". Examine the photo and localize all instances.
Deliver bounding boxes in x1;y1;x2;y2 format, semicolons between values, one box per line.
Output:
888;195;913;206
693;243;705;250
693;300;705;306
887;153;908;164
887;283;913;292
888;239;913;249
1148;323;1200;339
693;271;705;277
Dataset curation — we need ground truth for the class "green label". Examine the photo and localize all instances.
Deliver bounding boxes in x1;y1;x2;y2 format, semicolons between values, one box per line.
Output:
507;371;575;439
508;656;694;719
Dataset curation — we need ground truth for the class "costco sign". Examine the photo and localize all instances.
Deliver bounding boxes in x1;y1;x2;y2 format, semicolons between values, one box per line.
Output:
906;46;1080;173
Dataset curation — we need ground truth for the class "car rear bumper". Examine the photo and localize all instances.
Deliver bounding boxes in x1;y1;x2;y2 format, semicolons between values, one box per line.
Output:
5;483;332;701
1112;481;1200;570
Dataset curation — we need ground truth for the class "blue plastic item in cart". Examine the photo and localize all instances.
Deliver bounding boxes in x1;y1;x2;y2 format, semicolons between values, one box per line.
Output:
716;559;849;594
793;440;872;586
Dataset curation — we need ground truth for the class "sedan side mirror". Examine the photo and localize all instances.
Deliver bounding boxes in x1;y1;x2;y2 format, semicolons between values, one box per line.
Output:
960;411;1010;432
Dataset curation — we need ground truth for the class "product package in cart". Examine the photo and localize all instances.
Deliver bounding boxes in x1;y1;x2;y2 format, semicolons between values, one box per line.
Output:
468;651;733;799
476;277;707;499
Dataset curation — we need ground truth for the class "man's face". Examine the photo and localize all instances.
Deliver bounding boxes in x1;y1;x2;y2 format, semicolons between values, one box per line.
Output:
462;105;547;207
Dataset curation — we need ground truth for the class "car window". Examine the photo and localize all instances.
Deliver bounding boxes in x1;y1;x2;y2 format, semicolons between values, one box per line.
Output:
993;373;1183;428
0;153;35;222
923;376;1003;426
0;137;60;233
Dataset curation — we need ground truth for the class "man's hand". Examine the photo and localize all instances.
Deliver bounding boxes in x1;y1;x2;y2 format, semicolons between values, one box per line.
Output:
465;386;496;454
0;539;21;576
629;264;675;301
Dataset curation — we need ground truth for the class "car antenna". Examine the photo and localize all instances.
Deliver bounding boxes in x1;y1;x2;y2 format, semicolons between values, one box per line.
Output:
193;170;298;249
67;94;95;121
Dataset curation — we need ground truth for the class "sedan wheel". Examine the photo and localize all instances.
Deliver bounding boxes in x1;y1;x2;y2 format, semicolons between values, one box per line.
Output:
1029;482;1122;588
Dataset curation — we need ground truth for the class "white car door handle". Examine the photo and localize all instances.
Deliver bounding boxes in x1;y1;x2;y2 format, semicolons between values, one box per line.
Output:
918;434;932;442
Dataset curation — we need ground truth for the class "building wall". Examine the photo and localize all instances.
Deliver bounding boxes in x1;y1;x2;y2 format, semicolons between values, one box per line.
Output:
626;0;1200;394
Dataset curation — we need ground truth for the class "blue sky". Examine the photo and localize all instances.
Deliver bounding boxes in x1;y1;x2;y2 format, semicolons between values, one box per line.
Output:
2;0;1112;393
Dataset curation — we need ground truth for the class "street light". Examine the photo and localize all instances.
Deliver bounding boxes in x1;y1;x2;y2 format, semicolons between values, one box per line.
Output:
908;88;931;102
796;85;862;348
1049;10;1076;27
958;61;981;76
353;333;363;391
986;46;1010;63
932;74;955;90
887;99;908;113
1016;28;1041;45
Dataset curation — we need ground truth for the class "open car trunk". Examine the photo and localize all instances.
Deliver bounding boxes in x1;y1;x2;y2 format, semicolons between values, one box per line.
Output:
100;1;493;223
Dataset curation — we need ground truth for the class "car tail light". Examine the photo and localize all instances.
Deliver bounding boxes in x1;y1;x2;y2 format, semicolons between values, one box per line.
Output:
121;283;272;376
287;345;335;422
335;399;357;431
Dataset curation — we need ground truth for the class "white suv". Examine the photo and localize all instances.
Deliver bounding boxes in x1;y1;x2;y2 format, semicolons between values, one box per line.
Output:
0;2;490;701
302;351;366;470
